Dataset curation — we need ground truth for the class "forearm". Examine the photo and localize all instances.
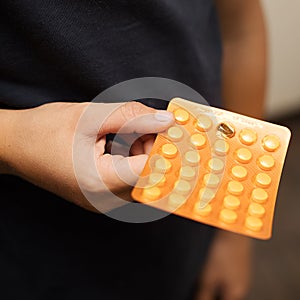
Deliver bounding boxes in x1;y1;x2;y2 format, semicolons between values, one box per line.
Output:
216;0;267;118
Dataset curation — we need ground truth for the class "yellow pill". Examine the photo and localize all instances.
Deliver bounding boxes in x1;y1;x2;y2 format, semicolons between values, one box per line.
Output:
251;188;268;203
223;195;240;210
255;173;271;188
194;203;212;216
231;165;248;180
208;158;224;173
199;188;215;202
227;180;244;195
149;173;166;186
161;143;178;158
168;194;186;208
142;186;161;200
190;133;206;149
180;166;196;180
174;108;190;125
220;209;237;224
239;128;257;145
262;135;281;152
174;180;191;195
235;148;252;164
195;115;212;132
245;216;263;231
203;173;220;188
155;158;172;173
248;203;266;218
257;154;275;171
167;126;183;141
214;139;229;156
184;151;201;166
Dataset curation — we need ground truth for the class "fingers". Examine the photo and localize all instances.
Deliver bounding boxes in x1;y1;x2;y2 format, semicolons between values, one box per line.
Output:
99;101;174;135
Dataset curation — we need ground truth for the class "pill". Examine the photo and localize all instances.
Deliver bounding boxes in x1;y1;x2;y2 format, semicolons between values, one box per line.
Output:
174;180;191;195
203;173;220;188
174;108;190;125
142;186;161;200
149;173;166;186
231;165;248;180
248;203;265;218
251;188;268;203
190;133;206;149
180;166;196;181
257;154;275;171
239;128;257;145
220;209;237;224
185;151;201;166
227;180;244;195
168;194;186;208
262;135;280;152
217;122;235;138
214;139;229;156
161;143;178;158
255;173;271;188
155;158;172;173
245;216;263;231
194;203;212;216
195;115;212;132
167;126;183;141
223;195;240;210
199;187;215;202
235;148;252;164
208;158;224;173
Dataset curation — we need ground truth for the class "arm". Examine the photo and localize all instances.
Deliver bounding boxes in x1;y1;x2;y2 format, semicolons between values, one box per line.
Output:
196;1;267;299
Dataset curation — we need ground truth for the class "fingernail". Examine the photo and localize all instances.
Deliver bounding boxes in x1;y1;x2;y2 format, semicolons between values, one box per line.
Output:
154;111;174;122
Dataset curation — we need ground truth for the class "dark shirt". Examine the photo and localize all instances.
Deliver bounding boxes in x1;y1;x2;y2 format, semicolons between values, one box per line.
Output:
0;1;222;299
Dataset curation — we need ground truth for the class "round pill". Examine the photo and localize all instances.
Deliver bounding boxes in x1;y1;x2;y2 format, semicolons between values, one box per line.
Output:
214;139;229;156
239;128;257;145
142;186;161;200
208;158;224;173
220;209;237;224
248;203;265;218
251;188;268;203
174;180;191;195
194;203;212;216
199;187;215;202
174;108;190;125
245;216;263;231
168;193;186;208
161;143;178;158
180;166;196;180
155;158;172;173
203;173;220;188
227;180;244;195
195;115;212;132
185;151;201;166
235;148;252;164
231;165;248;180
149;173;166;186
262;135;280;152
167;126;183;141
223;195;240;210
190;133;206;149
255;173;271;188
257;154;275;171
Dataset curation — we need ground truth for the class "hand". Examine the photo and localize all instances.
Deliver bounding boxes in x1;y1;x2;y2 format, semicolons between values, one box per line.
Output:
1;101;174;212
195;231;252;300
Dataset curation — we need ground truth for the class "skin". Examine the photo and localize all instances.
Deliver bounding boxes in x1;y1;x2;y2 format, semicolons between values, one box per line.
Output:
195;1;267;299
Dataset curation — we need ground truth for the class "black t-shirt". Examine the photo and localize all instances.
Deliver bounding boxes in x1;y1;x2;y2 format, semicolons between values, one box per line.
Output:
0;1;222;299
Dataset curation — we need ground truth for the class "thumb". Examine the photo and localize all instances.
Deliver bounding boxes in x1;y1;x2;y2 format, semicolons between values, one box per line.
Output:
99;101;174;135
99;153;149;191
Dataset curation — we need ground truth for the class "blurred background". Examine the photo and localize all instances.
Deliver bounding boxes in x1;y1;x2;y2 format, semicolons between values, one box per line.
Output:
247;0;300;299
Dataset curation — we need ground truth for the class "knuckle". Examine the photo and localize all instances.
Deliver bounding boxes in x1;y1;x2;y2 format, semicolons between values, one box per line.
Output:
122;101;146;120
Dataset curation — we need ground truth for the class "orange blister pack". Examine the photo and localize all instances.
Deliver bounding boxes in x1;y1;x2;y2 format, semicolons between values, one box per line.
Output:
131;98;291;239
